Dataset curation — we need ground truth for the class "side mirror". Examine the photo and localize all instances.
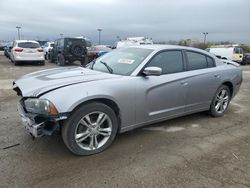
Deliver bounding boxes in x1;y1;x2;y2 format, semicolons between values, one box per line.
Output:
143;66;162;76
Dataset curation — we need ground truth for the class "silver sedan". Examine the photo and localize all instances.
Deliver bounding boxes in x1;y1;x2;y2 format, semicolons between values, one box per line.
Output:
13;45;242;155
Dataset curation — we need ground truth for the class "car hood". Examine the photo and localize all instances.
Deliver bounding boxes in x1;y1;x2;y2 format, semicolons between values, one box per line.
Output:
13;66;120;97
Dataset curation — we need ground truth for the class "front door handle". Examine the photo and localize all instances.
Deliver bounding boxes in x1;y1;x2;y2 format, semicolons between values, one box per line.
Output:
181;81;188;86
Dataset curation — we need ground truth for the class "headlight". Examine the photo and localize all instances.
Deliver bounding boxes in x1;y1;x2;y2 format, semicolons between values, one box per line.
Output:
24;98;58;116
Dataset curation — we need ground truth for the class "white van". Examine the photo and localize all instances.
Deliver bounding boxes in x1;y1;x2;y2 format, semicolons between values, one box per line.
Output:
116;37;153;48
206;46;243;64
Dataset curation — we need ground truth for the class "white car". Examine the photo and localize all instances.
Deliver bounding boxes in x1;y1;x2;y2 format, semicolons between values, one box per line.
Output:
43;42;54;60
10;40;45;65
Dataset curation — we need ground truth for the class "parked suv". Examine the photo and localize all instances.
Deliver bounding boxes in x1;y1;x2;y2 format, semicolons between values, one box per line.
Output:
49;38;87;66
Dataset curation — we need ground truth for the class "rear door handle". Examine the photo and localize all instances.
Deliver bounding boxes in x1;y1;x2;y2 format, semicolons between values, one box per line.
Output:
214;74;221;78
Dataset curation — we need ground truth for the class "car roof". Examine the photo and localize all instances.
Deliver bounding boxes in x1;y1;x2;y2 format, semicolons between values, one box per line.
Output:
128;44;214;56
15;40;39;43
132;44;200;51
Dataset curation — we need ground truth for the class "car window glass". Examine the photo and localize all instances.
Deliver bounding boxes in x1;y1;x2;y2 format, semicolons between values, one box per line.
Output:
86;40;92;47
147;50;184;74
91;48;153;75
18;42;40;48
207;56;215;68
234;48;243;54
187;51;207;70
61;39;64;47
234;48;239;54
58;40;62;47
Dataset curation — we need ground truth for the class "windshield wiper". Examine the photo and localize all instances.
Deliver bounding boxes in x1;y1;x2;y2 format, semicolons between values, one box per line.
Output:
100;61;113;74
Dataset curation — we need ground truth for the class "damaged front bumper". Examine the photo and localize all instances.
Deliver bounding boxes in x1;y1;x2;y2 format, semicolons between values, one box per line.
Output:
17;101;67;138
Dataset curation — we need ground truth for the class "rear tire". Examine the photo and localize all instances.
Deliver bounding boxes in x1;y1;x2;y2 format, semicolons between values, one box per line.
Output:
209;85;231;117
62;102;118;156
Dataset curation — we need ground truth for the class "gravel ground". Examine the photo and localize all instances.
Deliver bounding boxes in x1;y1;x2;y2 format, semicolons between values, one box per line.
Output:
0;55;250;188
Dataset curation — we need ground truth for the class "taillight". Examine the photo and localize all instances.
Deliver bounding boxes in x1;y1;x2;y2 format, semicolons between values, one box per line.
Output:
37;48;43;52
15;48;23;52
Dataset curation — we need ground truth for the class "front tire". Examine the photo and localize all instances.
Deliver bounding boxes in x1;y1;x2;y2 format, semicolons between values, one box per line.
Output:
209;85;231;117
62;102;118;156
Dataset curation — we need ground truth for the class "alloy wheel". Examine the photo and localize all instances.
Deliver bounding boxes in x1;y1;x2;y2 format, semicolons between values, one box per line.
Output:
74;111;112;151
214;89;229;113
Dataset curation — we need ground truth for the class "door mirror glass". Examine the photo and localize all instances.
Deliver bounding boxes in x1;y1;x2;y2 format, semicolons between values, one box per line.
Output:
143;67;162;76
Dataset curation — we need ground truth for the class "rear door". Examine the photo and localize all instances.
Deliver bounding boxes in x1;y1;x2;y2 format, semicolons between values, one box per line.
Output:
184;51;221;112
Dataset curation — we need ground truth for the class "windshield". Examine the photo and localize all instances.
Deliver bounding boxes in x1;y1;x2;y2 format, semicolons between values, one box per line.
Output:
88;47;153;75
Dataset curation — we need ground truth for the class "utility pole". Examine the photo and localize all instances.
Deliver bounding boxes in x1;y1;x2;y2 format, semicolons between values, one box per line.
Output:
97;29;102;45
203;32;208;44
16;26;21;40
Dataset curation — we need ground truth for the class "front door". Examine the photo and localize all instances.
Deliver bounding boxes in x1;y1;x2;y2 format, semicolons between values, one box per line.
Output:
135;50;188;124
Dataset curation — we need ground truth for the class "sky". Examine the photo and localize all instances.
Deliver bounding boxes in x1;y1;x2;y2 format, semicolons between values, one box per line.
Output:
0;0;250;45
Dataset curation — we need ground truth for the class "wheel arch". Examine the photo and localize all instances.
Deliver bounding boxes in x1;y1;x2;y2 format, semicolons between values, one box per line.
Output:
222;81;234;97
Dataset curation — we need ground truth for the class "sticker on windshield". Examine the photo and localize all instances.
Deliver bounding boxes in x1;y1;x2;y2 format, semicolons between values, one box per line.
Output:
118;59;135;64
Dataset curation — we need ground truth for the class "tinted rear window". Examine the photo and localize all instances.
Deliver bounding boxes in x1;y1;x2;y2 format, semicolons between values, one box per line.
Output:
187;51;207;70
18;42;40;48
65;39;85;46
